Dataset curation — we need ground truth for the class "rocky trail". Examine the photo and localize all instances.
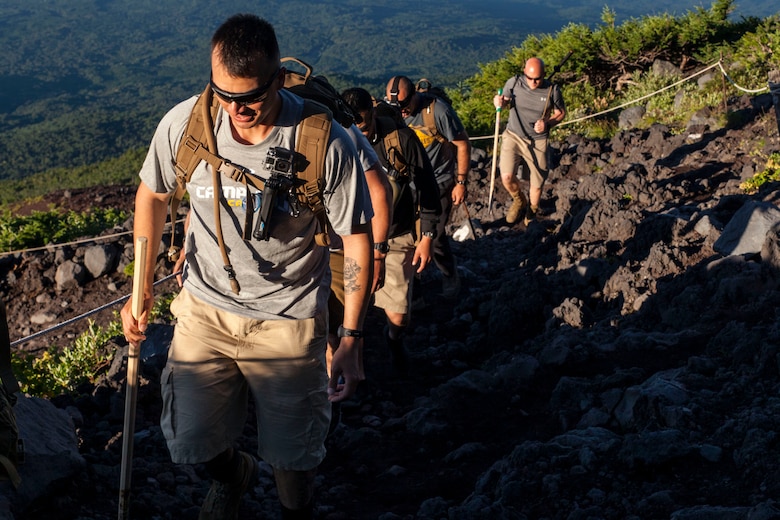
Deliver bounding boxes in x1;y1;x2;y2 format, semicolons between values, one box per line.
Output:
1;90;780;519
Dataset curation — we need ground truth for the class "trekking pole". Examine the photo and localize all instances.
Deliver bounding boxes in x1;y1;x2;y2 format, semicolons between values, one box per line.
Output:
488;88;502;217
118;236;147;520
549;50;573;83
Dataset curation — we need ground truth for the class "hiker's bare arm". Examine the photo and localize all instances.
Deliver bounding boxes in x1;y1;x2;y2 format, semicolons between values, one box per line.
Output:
329;227;372;402
452;132;472;205
536;106;566;133
363;162;392;293
412;236;433;273
121;182;171;344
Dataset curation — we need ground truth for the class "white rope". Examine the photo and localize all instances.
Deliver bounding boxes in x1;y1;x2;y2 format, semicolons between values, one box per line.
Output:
468;59;771;139
560;61;723;127
10;272;181;348
716;61;770;94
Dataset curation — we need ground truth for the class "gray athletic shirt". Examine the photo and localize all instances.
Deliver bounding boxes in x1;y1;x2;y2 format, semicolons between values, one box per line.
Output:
503;75;565;140
404;95;465;186
139;89;372;320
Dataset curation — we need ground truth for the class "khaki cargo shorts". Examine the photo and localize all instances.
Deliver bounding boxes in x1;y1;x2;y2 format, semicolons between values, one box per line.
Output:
160;288;329;471
499;129;549;190
373;232;416;315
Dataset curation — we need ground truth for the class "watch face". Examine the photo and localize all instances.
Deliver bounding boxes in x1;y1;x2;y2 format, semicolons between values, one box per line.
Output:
374;242;390;254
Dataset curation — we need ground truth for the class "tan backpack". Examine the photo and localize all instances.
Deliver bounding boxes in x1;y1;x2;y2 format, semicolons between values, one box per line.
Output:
167;58;348;294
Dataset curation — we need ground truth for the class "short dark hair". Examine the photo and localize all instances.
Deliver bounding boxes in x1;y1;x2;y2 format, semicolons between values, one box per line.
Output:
211;14;280;77
341;87;374;114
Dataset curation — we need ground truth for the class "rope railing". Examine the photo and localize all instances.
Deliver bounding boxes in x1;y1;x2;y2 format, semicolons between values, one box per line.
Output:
9;271;181;348
469;59;771;141
0;218;186;258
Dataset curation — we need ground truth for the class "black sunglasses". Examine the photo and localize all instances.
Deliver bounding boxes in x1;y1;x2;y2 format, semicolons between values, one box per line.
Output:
210;68;280;106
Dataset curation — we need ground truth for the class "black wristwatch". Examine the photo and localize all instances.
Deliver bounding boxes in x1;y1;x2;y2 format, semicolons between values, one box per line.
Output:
373;241;390;254
337;326;363;338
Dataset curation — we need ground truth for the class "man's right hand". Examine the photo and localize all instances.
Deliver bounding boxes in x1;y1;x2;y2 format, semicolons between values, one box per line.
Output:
120;291;154;346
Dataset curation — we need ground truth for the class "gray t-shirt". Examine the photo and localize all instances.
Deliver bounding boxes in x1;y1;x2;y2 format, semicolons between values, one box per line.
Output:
404;94;465;186
328;124;378;251
139;89;371;320
503;75;565;140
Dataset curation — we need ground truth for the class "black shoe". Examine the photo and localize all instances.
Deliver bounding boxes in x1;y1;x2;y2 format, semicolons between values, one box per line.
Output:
523;205;538;226
386;333;409;376
441;271;461;299
327;401;341;437
199;451;258;520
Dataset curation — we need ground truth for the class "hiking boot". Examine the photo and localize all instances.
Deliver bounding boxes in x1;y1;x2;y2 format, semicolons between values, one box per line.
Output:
523;205;538;226
505;192;528;224
199;451;258;520
386;332;410;377
441;271;461;300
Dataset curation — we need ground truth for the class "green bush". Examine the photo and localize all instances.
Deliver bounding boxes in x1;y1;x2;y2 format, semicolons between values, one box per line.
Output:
452;0;773;141
0;207;128;252
740;152;780;194
12;320;123;397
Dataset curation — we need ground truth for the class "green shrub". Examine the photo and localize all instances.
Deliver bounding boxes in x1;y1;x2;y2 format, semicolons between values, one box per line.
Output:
740;152;780;194
0;207;128;252
453;0;773;141
12;319;123;397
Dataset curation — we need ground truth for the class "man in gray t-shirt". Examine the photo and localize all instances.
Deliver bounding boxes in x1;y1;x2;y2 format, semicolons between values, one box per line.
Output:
120;14;372;520
494;57;566;225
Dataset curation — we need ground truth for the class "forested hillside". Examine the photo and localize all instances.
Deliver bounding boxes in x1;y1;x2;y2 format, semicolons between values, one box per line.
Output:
0;0;538;181
0;0;776;189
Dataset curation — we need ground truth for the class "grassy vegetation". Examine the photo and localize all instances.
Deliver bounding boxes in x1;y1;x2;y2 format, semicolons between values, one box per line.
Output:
0;206;129;253
740;151;780;193
12;320;123;398
11;291;179;397
451;0;780;141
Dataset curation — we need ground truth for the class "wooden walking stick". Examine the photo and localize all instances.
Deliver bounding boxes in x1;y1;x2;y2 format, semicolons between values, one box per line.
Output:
118;236;147;520
488;88;502;217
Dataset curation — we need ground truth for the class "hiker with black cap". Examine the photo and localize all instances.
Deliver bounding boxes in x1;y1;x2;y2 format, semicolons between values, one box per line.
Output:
120;14;373;520
342;87;442;375
493;57;566;225
385;75;471;300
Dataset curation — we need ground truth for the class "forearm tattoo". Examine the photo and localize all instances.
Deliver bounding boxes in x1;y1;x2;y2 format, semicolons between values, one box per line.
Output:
343;257;363;295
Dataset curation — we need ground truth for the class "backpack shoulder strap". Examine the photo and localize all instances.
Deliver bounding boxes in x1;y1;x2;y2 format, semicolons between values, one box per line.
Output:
296;100;332;247
419;97;448;145
168;86;262;294
375;116;409;178
167;85;222;263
